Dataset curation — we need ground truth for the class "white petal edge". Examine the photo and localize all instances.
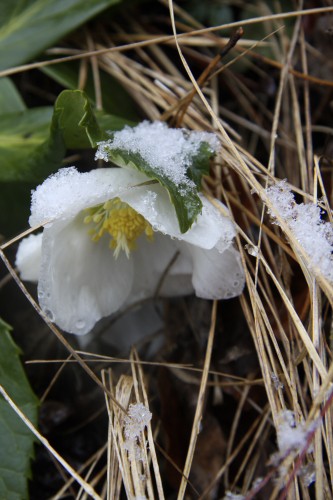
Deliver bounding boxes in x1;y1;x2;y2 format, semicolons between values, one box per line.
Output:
15;233;43;282
184;244;245;300
38;215;134;334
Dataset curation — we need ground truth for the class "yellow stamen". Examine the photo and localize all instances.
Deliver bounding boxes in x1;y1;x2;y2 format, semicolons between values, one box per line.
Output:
84;197;153;258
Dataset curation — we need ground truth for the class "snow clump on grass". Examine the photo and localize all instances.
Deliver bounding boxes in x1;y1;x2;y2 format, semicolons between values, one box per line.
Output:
276;410;308;455
265;180;333;282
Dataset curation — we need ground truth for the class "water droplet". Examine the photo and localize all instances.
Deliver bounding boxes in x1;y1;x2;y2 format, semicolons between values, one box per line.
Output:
247;246;258;257
233;280;240;287
75;319;86;330
38;291;44;299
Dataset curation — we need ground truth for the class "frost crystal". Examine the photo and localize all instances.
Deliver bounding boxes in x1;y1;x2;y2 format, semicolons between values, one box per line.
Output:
123;403;152;464
124;403;152;441
265;180;333;282
96;120;220;187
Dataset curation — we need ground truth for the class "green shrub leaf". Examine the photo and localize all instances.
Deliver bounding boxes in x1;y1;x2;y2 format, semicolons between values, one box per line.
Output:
0;0;123;71
0;90;131;183
0;318;39;500
0;78;26;115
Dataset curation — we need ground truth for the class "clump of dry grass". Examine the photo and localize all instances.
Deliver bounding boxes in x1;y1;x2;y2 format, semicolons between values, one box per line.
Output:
2;1;333;499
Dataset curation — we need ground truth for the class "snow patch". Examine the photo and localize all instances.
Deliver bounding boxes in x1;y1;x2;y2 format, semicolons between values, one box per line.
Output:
265;180;333;282
96;120;220;187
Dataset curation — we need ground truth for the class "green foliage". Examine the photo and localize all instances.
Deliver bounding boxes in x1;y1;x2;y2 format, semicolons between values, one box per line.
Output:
101;140;215;233
51;89;103;150
187;142;214;189
0;0;122;71
0;89;131;183
0;78;26;114
42;63;139;121
0;106;54;182
0;319;39;500
0;89;133;234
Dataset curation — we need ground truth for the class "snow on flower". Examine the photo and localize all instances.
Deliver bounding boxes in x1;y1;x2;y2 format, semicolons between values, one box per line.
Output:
95;120;220;187
16;166;244;335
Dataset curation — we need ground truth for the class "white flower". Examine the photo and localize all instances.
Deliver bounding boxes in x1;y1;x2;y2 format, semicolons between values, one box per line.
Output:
15;233;43;281
16;167;244;335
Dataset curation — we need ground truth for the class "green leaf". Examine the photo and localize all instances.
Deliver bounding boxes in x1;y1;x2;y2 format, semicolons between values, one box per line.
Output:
0;78;26;115
0;90;132;183
0;0;122;71
186;142;214;188
0;89;134;235
42;63;139;121
0;318;39;500
0;106;54;182
51;89;103;149
102;144;214;233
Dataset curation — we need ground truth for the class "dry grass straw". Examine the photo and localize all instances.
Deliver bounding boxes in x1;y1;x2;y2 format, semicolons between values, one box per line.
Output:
76;2;333;497
101;349;163;499
2;1;333;498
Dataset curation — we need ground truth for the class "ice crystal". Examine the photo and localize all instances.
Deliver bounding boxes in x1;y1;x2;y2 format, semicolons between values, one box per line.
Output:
123;403;152;464
124;403;152;441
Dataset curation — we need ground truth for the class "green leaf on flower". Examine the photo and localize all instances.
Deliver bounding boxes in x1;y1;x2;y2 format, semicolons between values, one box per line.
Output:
0;318;39;500
186;141;214;188
101;145;214;233
0;0;123;71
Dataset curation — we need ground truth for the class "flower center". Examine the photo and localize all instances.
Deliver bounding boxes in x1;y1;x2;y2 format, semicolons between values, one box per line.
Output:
84;197;153;258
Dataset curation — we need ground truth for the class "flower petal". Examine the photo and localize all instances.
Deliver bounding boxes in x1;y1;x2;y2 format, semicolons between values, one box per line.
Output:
38;215;134;334
15;233;43;282
185;244;245;300
130;233;194;301
29;167;149;227
119;184;235;250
